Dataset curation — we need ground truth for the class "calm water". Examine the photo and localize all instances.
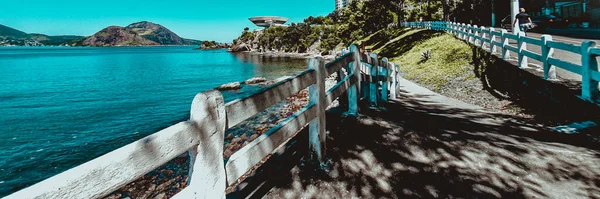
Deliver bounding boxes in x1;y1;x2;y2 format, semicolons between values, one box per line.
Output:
0;46;308;196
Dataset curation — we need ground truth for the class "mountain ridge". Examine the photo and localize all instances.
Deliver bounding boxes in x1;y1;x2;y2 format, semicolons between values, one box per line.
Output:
0;22;204;46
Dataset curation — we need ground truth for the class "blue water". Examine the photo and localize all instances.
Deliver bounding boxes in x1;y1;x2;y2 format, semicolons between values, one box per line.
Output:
0;46;308;196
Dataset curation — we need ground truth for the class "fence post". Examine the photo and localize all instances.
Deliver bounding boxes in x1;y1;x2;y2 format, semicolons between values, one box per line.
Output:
308;57;327;164
461;23;466;39
369;53;379;106
490;28;497;53
186;90;227;199
390;62;398;100
541;35;557;80
337;51;349;109
517;32;528;68
480;26;487;49
459;23;464;38
362;54;371;100
346;44;361;116
467;24;473;43
455;23;460;37
581;41;599;101
381;57;389;103
501;29;509;60
474;25;480;44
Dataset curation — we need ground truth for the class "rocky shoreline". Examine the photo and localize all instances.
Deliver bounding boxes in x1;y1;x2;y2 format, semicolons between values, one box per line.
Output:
231;51;337;61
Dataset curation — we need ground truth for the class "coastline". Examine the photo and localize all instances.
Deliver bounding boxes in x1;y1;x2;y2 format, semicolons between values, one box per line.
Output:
232;50;336;60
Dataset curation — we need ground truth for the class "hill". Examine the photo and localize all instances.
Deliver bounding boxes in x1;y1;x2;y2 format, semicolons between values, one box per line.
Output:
0;24;28;39
0;25;85;46
82;21;200;46
0;22;203;46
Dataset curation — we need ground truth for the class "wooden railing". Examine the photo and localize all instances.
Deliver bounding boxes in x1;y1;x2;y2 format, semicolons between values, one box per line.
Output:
5;44;399;199
402;21;600;102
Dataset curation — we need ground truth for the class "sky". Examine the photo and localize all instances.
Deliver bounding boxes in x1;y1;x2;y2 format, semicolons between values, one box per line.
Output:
0;0;335;43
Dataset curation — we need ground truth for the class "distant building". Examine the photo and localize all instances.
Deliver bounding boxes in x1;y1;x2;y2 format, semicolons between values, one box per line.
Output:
248;16;289;28
336;0;351;10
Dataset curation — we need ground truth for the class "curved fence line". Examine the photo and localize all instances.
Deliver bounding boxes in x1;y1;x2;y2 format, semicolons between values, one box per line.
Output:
402;21;600;102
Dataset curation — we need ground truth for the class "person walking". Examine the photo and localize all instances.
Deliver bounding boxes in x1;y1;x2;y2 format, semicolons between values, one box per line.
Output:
513;8;534;36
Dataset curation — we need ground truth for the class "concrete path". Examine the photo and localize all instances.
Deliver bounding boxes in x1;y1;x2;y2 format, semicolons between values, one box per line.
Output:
258;77;600;199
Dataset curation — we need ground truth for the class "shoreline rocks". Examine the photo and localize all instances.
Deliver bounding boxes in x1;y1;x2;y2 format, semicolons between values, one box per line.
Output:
244;77;267;85
217;82;241;90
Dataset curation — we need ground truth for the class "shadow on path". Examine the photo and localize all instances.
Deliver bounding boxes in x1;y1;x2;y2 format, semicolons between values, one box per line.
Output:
245;88;600;199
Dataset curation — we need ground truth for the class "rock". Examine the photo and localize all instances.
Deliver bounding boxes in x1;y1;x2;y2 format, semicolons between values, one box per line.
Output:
152;193;167;199
231;137;243;144
306;39;321;54
156;177;178;192
250;134;258;141
224;148;233;158
244;77;267;84
228;43;251;52
217;82;241;90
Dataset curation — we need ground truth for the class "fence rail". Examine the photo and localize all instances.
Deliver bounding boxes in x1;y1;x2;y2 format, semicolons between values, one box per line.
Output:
6;44;399;199
402;21;600;102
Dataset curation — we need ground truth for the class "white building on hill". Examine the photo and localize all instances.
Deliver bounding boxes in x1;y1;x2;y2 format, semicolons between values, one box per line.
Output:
336;0;351;10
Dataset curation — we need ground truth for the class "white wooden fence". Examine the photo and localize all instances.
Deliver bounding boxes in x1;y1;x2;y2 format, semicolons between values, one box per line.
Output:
402;21;600;102
5;44;399;199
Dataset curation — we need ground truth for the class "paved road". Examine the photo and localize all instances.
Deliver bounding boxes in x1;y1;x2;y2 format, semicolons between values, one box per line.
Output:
261;77;600;199
500;31;600;81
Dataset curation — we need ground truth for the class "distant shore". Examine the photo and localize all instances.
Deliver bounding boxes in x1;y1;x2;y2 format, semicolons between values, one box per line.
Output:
232;51;336;60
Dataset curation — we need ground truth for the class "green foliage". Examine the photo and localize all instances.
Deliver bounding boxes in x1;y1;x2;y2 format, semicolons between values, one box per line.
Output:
201;40;217;48
232;0;397;53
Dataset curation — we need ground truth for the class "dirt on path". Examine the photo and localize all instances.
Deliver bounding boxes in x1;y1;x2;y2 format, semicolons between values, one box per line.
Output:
259;77;600;199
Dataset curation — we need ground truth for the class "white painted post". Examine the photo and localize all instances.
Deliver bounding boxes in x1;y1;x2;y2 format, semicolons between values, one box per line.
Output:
501;29;510;60
541;35;557;80
479;26;487;50
308;57;327;164
517;32;528;68
455;23;460;37
467;24;473;43
456;23;460;37
347;44;361;116
362;54;371;100
475;25;480;44
381;57;389;103
462;23;467;40
186;90;227;199
490;28;497;53
581;41;599;101
369;53;379;106
390;62;397;100
460;23;465;39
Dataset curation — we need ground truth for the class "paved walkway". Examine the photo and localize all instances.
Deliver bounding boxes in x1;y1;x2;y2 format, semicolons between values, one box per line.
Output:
255;77;600;199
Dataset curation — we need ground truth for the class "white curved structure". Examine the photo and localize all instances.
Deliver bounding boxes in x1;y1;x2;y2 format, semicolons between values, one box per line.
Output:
249;16;289;28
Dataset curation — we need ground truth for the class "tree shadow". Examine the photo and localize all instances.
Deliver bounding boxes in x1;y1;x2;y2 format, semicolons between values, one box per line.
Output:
375;29;443;59
242;92;600;198
362;28;411;52
468;42;600;126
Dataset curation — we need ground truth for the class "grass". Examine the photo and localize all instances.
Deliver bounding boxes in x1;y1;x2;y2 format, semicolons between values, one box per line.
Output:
357;28;474;91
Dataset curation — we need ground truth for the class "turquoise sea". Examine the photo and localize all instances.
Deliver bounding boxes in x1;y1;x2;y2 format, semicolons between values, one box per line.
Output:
0;46;307;196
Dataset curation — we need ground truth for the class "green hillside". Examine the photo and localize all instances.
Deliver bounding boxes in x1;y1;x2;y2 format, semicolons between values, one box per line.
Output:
0;24;28;38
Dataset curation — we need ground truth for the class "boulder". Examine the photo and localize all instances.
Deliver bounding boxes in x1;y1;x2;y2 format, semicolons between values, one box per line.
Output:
228;43;251;52
217;82;241;90
244;77;267;84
